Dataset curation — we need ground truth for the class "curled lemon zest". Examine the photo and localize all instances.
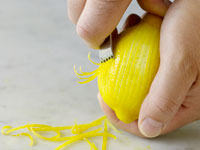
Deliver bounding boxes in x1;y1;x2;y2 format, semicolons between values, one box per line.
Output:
71;116;106;134
30;127;61;141
5;124;50;135
31;129;71;142
73;52;101;84
11;132;34;146
33;126;72;132
73;64;98;82
88;52;100;66
32;128;103;142
79;66;93;74
1;126;12;135
1;126;34;146
74;65;97;77
84;138;98;150
55;129;116;150
102;120;108;150
77;74;97;84
57;128;104;141
2;116;118;150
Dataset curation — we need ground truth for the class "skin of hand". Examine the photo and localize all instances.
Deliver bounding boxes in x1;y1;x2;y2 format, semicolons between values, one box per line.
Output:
67;0;170;49
68;0;200;138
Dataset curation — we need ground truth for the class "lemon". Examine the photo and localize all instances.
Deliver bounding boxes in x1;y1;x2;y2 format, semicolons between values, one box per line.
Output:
98;14;162;123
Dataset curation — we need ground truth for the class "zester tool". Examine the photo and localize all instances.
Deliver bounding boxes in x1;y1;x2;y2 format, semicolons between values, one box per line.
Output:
99;34;114;63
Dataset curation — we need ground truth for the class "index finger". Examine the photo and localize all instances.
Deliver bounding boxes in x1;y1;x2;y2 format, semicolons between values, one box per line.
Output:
76;0;132;49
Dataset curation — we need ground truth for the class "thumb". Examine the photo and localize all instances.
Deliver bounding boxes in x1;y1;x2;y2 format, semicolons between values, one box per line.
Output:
138;56;197;138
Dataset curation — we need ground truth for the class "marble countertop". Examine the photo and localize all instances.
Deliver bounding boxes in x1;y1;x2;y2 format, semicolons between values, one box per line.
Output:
0;0;199;150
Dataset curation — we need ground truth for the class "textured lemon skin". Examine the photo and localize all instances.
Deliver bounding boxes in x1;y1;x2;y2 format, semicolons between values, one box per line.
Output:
98;14;162;123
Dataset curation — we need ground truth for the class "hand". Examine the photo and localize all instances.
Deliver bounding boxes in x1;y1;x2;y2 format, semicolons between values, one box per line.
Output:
67;0;170;49
98;0;200;138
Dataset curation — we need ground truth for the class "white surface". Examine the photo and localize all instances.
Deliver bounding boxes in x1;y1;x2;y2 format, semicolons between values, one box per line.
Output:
0;0;199;150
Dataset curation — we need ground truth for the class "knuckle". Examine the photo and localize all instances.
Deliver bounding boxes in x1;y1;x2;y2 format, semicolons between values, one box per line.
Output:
175;52;196;73
76;22;104;49
178;54;197;82
76;23;94;43
95;0;130;10
153;96;179;116
167;49;198;85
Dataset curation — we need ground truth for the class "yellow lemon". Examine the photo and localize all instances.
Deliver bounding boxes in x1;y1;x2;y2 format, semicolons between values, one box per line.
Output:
98;14;162;123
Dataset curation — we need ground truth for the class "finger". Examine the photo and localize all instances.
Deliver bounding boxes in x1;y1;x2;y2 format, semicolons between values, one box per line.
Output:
161;90;200;134
76;0;132;49
137;0;171;17
120;14;141;32
161;105;198;135
67;0;86;24
138;51;197;138
97;93;144;137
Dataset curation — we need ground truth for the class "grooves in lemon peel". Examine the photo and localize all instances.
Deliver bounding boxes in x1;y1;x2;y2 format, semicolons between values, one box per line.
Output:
1;116;117;150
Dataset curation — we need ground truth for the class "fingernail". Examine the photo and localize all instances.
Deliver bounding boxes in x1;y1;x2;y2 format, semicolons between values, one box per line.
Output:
139;118;164;138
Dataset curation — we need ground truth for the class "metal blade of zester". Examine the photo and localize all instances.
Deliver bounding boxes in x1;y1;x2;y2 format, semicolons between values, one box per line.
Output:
99;34;114;63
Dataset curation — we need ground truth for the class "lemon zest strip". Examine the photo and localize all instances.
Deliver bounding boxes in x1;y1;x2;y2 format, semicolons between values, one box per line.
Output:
102;121;108;150
33;126;72;132
5;124;51;135
1;116;118;149
11;132;34;146
1;126;12;135
77;74;97;84
71;116;106;134
55;131;116;150
30;127;62;142
79;66;97;74
88;52;100;66
31;128;103;142
84;138;98;150
74;65;97;76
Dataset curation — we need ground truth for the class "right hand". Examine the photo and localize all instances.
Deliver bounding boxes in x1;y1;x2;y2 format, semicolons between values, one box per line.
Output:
67;0;170;49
